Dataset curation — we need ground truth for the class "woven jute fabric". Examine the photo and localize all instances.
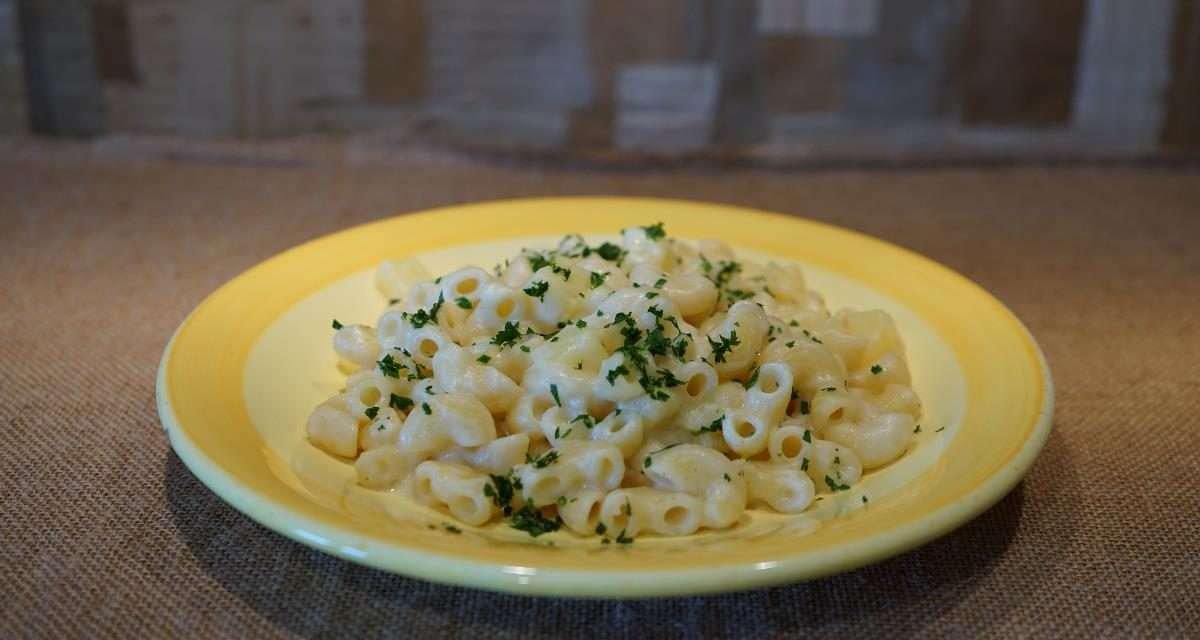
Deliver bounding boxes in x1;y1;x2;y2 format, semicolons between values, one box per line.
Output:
1;142;1198;638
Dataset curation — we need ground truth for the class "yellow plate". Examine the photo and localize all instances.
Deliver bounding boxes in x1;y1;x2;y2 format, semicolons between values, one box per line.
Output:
156;197;1053;598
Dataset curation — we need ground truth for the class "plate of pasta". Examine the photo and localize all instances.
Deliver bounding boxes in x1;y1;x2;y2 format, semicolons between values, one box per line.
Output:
157;197;1053;597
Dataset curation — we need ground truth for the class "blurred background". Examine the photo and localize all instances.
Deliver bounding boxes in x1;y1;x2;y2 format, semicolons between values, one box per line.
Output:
2;0;1198;165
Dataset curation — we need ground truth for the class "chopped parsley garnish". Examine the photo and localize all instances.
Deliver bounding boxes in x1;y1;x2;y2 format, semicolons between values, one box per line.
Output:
556;495;576;507
615;529;634;545
653;277;667;289
743;366;760;389
443;524;462;534
484;472;520;516
421;402;432;415
364;406;379;419
606;364;630;385
595;242;624;261
642;222;666;240
825;475;850;492
870;364;883;374
530;450;560;469
389;393;413;411
696;414;724;434
377;353;402;378
553;425;572;440
590;271;609;288
708;331;741;363
723;473;732;482
575;319;588;329
822;386;838;392
800;457;809;471
476;354;491;364
509;504;561;537
519;345;531;353
491;322;522;348
785;340;796;348
623;498;633;516
936;426;946;433
802;429;812;443
643;456;652;468
645;291;659;299
799;400;810;415
571;414;596;429
455;296;473;310
595;522;607;535
523;280;550;302
549;384;561;407
331;319;343;330
861;495;869;504
913;424;922;434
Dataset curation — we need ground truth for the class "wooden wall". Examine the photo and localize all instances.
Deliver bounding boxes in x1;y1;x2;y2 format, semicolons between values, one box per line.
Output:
3;0;1197;155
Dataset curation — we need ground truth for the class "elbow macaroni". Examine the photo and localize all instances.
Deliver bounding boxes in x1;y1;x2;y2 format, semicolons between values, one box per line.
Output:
305;224;923;540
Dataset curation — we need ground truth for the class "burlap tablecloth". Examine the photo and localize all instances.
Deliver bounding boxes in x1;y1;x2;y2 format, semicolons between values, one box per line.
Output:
2;141;1198;638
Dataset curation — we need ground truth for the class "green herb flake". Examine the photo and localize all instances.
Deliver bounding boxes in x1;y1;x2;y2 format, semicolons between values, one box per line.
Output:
641;222;666;240
723;473;732;482
595;242;623;261
785;340;796;348
606;364;630;386
331;319;343;330
549;384;561;407
913;424;922;434
571;414;596;429
377;353;402;378
531;450;560;469
389;394;413;411
707;331;741;363
590;271;609;288
523;280;550;302
802;429;812;443
645;291;659;299
643;456;652;468
491;322;522;348
520;345;531;353
421;402;432;415
861;495;869;504
364;406;379;419
476;354;491;364
456;297;474;310
615;529;634;545
508;504;562;538
653;277;667;289
484;473;518;515
936;426;946;432
799;400;810;415
595;522;607;536
743;366;760;389
870;364;883;374
443;524;462;534
696;414;724;434
801;457;809;471
825;475;850;492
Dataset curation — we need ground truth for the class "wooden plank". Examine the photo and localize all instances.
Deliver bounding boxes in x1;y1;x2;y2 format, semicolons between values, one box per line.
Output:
960;0;1086;125
1072;0;1176;146
761;34;843;113
365;0;425;103
0;0;26;132
842;0;967;120
1162;0;1200;147
615;63;717;151
710;0;766;146
92;1;136;83
16;0;105;136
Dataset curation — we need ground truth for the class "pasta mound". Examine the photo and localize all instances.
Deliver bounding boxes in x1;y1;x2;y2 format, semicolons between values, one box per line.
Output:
308;224;922;541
